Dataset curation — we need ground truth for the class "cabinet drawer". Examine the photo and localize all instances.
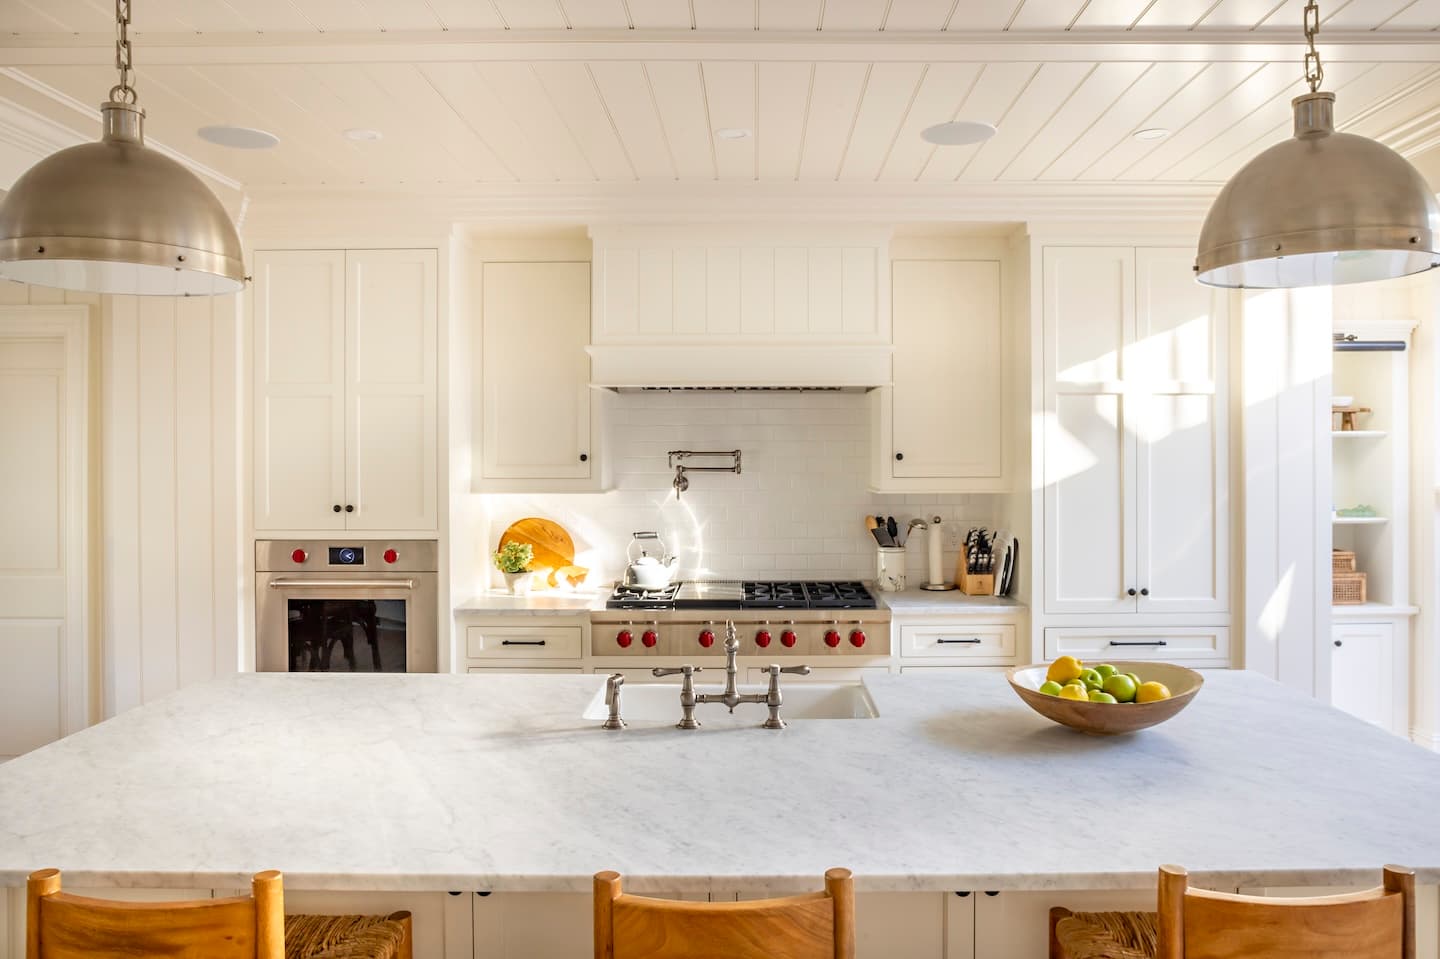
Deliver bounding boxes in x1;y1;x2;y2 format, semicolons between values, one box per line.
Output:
1043;626;1229;665
466;666;583;674
466;626;582;659
900;624;1015;659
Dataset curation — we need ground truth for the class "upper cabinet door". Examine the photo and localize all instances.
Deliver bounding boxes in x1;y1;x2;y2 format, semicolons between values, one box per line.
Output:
1043;247;1133;389
253;250;347;531
889;259;1004;481
344;250;438;531
480;261;593;482
1133;248;1220;389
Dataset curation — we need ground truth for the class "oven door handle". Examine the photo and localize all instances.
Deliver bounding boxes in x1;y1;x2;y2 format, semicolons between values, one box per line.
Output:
267;578;416;590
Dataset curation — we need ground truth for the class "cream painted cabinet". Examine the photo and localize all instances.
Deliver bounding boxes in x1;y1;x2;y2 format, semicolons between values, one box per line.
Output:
1330;621;1408;735
1042;246;1227;617
253;249;438;532
474;261;600;491
872;257;1006;492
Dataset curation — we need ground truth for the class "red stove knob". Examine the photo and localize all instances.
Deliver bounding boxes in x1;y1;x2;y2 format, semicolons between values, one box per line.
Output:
781;629;798;648
755;629;772;648
383;548;398;564
616;629;634;649
290;548;307;564
849;629;867;648
642;629;658;648
698;629;716;649
824;629;842;648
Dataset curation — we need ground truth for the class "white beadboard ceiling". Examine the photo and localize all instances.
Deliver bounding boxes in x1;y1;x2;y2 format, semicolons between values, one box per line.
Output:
0;0;1439;199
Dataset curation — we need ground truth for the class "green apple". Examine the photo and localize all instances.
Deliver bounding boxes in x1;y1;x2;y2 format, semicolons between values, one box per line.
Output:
1038;680;1064;696
1094;664;1118;680
1103;673;1138;703
1077;668;1103;690
1087;689;1118;704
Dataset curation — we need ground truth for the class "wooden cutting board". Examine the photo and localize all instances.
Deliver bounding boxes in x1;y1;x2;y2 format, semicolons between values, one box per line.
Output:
498;518;588;588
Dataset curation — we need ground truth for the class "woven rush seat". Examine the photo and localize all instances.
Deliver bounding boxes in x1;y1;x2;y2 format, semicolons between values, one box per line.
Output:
1050;907;1158;959
286;912;413;959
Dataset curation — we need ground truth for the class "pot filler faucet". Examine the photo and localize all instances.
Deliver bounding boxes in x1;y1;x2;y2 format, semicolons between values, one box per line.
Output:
606;621;811;730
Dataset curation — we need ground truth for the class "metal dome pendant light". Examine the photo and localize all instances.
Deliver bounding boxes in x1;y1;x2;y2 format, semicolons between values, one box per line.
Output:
0;0;244;296
1195;1;1440;289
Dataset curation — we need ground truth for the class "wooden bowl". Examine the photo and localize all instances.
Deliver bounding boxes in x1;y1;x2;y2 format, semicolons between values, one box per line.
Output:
1006;661;1203;734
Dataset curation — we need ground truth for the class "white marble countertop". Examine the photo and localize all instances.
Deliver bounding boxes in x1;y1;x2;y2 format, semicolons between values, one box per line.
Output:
2;671;1437;894
876;589;1026;614
454;591;607;615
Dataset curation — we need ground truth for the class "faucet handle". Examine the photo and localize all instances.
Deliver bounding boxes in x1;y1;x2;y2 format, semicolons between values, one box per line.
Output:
652;665;702;678
779;664;812;676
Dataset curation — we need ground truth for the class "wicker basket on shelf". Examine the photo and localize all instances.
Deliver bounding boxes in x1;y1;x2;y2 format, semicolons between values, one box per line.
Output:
1333;571;1367;605
1332;549;1357;573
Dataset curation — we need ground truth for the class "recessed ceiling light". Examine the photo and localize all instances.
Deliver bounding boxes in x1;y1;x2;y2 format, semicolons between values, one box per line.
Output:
197;125;279;150
343;128;384;142
921;120;997;146
1133;128;1171;141
715;128;751;140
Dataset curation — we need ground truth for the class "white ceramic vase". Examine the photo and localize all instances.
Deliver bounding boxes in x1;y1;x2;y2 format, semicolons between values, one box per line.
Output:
502;570;533;595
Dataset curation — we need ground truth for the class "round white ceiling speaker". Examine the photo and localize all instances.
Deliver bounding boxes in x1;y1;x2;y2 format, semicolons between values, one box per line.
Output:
920;120;998;146
197;125;280;149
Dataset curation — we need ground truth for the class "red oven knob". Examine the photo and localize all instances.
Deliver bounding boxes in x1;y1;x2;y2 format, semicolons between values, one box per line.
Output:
642;629;658;648
290;548;307;564
383;548;398;564
755;629;772;648
824;629;841;648
849;629;867;648
781;629;798;648
616;629;633;649
698;629;715;649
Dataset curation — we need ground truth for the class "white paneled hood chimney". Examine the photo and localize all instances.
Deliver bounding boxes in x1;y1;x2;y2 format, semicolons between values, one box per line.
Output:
586;224;893;390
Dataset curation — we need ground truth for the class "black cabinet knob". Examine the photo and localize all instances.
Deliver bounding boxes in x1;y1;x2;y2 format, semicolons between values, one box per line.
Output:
1127;588;1137;597
579;452;588;462
895;452;904;461
344;504;354;513
1140;588;1149;596
333;504;342;513
1334;639;1343;647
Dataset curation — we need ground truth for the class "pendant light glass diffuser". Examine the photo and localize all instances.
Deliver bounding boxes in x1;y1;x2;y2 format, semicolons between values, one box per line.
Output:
0;1;244;296
1195;2;1440;289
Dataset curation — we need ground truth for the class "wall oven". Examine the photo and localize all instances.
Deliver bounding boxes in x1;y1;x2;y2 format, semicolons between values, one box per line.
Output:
256;540;438;673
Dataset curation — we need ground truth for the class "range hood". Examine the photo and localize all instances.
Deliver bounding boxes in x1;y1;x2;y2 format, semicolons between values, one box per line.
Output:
587;343;892;391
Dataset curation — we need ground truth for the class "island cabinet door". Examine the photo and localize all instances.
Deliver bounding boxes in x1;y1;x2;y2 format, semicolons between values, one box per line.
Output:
974;889;1156;959
278;890;470;959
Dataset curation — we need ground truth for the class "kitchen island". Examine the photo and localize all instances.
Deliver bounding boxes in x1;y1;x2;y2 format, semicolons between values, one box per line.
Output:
2;671;1439;958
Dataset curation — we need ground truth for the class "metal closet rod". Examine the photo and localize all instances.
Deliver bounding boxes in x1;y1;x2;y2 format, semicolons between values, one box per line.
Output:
1334;334;1407;352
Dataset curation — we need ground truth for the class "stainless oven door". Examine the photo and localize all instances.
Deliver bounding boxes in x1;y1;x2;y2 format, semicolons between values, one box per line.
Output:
256;571;438;673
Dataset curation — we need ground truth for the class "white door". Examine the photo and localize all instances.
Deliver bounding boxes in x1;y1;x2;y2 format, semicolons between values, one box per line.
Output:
252;250;346;530
480;261;592;481
0;308;88;762
1330;623;1398;732
345;249;438;531
890;259;1003;480
1043;247;1138;614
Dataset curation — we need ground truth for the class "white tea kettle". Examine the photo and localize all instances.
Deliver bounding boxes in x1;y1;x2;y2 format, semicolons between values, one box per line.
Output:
625;531;677;589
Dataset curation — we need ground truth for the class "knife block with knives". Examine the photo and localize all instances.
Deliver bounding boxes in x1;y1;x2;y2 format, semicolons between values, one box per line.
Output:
957;526;997;596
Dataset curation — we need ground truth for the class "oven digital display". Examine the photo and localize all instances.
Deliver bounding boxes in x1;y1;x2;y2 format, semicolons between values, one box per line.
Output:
328;546;365;566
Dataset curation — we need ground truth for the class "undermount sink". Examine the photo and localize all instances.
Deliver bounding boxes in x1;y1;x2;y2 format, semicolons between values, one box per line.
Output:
583;682;879;724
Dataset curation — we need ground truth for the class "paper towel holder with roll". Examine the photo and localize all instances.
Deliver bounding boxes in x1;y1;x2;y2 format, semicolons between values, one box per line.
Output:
913;516;957;591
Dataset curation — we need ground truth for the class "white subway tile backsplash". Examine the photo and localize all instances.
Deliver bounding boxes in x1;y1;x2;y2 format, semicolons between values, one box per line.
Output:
471;392;1002;587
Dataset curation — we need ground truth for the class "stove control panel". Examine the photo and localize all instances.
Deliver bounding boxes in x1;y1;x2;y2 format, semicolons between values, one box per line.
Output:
591;617;889;657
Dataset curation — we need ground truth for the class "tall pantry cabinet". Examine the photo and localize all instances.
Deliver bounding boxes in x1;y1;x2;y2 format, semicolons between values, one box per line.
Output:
252;249;439;533
1034;244;1231;666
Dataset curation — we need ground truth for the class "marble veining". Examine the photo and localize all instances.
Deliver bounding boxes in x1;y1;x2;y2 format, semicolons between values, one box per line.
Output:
1;671;1437;894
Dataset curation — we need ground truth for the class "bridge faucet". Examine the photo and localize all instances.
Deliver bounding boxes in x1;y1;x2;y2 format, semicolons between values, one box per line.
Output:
695;622;768;713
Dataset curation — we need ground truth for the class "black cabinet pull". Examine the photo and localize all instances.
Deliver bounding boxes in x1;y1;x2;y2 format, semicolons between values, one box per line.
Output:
937;638;983;645
344;504;354;513
1126;588;1137;596
333;504;342;513
1334;639;1343;647
1108;640;1168;647
579;452;589;462
1140;588;1150;596
984;891;1000;897
954;891;971;898
895;452;904;461
476;891;492;897
501;639;547;647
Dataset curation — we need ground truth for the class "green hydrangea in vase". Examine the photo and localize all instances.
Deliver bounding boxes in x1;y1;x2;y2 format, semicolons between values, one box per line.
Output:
493;542;535;595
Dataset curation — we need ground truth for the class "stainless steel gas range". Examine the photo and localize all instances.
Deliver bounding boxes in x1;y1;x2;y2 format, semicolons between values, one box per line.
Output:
590;580;892;659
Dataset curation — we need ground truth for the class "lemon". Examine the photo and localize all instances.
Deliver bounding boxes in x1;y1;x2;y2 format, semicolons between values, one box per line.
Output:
1046;655;1084;685
1088;689;1118;704
1038;680;1064;696
1057;683;1090;702
1135;681;1172;704
1102;673;1138;703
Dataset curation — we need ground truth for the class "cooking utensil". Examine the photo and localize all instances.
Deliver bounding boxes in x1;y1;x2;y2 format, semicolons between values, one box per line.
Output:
872;515;895;547
886;516;899;544
625;532;678;589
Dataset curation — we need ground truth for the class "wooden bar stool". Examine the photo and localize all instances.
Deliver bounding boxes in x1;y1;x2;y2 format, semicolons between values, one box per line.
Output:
1049;864;1415;959
26;868;413;959
593;867;854;959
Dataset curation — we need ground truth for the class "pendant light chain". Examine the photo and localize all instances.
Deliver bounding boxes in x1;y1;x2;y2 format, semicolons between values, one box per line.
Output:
110;0;137;104
1303;0;1324;93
